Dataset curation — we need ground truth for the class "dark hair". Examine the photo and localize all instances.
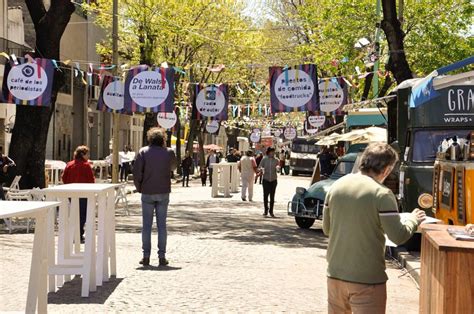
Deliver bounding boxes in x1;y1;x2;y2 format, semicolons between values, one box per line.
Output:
266;147;275;155
359;143;398;176
74;145;90;160
147;128;166;147
246;150;254;157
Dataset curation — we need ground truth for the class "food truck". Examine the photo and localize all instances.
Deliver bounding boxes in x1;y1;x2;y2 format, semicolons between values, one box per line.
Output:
389;58;474;216
289;137;320;175
432;131;474;225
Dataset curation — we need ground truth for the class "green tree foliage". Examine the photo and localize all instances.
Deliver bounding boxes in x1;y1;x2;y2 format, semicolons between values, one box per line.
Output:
268;0;473;98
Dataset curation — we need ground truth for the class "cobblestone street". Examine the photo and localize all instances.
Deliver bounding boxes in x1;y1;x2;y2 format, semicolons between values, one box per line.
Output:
1;175;420;313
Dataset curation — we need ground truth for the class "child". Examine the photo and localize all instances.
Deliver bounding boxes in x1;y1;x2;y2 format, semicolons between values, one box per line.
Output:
200;166;207;186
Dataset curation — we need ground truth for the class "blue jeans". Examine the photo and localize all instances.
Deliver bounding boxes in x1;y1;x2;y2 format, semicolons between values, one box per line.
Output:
141;193;170;258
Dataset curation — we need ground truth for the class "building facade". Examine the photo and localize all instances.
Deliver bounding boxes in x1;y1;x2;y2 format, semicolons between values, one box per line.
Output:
3;0;144;161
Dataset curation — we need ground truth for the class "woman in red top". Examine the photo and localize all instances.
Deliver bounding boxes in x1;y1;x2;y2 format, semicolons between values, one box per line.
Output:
62;146;95;243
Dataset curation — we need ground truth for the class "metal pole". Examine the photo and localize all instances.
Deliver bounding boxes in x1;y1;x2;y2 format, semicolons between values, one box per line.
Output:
373;0;381;97
111;0;120;183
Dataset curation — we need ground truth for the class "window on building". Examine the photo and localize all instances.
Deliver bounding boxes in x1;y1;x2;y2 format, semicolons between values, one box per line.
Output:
59;67;72;95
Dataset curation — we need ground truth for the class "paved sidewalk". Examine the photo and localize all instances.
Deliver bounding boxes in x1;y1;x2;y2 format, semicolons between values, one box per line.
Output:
0;175;420;313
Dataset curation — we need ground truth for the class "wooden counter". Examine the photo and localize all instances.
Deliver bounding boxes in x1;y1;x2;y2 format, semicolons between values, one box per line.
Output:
419;224;474;314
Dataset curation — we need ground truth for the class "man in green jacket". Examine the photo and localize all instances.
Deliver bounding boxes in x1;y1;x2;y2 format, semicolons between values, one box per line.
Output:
323;143;426;314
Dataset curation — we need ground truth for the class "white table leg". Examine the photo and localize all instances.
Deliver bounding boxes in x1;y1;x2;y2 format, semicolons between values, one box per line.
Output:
69;198;80;255
223;168;231;197
57;200;68;287
107;190;117;277
45;199;56;293
26;212;47;314
81;196;96;297
36;213;48;314
96;193;107;286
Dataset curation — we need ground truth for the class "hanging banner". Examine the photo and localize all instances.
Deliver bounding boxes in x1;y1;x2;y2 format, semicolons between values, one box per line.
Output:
97;75;124;112
192;84;229;120
284;127;297;140
124;65;175;113
318;77;348;114
1;57;54;106
269;64;319;113
157;111;177;129
205;120;220;134
307;112;326;128
273;129;282;137
262;127;272;137
304;121;318;135
250;129;261;143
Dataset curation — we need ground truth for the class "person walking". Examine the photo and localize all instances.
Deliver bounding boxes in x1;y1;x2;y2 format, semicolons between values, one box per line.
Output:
0;149;15;200
322;143;426;314
119;146;133;182
238;150;258;201
133;128;177;267
258;147;279;217
181;151;193;187
62;146;95;243
279;150;286;175
254;152;263;184
206;150;220;186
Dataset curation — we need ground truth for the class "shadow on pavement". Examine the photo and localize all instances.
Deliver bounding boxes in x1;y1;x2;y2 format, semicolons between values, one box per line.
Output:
116;200;329;250
136;265;182;271
48;277;123;304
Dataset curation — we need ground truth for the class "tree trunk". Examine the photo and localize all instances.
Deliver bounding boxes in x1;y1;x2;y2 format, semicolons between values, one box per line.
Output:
186;119;198;156
8;0;75;188
381;0;413;84
361;69;374;101
175;106;182;175
197;121;205;168
379;75;393;97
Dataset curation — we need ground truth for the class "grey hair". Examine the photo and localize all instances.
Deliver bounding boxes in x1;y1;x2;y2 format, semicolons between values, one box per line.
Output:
359;143;398;176
147;127;166;147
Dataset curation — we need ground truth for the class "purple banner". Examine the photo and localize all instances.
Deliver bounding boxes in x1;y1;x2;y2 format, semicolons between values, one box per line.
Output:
192;84;229;121
269;64;319;113
2;57;54;107
124;65;175;113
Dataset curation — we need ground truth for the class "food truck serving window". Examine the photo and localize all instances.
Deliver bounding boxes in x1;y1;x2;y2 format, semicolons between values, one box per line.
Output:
412;129;472;163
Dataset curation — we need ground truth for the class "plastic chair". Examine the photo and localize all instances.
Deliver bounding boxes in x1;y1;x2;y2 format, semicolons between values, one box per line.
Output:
4;190;33;233
115;183;129;215
2;175;21;194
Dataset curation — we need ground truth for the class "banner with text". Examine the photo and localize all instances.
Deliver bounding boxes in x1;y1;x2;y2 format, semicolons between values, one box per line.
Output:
1;58;54;106
269;64;319;113
318;77;348;115
124;65;175;113
192;84;229;121
97;75;125;113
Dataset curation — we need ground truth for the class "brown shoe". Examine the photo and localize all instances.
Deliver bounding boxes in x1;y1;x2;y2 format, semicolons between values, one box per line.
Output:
139;257;150;266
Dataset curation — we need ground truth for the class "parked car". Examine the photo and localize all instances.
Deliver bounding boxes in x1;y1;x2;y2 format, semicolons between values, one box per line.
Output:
288;152;361;229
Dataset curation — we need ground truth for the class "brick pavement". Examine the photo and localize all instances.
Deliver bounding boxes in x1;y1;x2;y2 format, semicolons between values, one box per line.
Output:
0;175;419;313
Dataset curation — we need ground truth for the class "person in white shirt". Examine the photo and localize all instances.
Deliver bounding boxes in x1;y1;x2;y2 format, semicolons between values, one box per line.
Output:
238;150;258;201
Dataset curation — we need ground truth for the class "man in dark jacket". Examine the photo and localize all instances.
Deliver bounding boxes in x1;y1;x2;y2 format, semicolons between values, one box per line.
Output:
133;128;177;267
181;151;193;187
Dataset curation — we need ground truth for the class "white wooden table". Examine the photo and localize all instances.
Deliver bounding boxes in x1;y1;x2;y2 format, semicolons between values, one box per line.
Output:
211;163;232;198
41;183;118;297
0;201;61;314
230;163;240;193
